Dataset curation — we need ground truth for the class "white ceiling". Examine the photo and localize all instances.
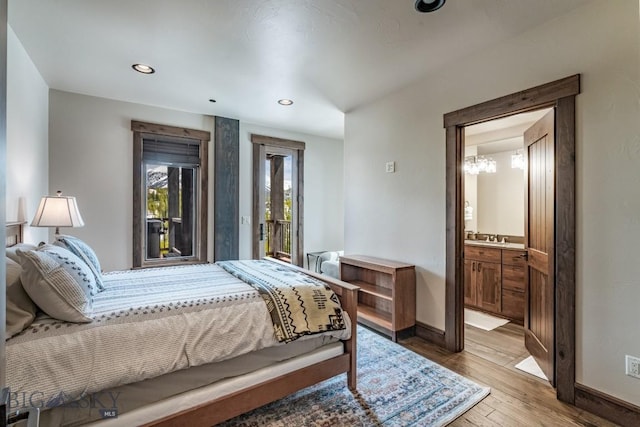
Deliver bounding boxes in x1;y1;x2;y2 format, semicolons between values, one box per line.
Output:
8;0;588;139
465;108;552;154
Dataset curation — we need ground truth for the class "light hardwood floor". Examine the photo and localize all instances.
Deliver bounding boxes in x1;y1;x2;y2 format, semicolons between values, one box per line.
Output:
399;323;619;426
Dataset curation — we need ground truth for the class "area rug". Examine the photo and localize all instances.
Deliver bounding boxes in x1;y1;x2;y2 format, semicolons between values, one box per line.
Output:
515;355;549;381
464;308;509;331
219;326;490;426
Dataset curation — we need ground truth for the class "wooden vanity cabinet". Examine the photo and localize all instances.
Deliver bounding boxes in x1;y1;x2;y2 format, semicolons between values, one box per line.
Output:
464;246;502;313
464;244;527;324
501;248;526;323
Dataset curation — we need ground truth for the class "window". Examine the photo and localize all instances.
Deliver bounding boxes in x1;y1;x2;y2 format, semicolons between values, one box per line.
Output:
132;121;210;268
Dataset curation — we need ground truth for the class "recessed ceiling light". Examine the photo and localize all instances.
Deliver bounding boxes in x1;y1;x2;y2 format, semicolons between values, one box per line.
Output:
414;0;446;13
278;99;294;106
132;63;155;74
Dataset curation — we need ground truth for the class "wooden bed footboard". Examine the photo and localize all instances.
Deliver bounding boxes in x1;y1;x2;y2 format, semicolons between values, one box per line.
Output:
145;258;359;427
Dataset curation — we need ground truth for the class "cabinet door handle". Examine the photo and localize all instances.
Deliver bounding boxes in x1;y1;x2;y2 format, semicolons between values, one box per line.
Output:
472;262;475;272
477;262;482;272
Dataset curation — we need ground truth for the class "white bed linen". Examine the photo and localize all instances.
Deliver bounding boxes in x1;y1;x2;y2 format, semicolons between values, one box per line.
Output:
6;263;350;413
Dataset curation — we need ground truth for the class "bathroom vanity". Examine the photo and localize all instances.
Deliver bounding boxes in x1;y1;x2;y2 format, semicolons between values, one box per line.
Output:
464;240;526;324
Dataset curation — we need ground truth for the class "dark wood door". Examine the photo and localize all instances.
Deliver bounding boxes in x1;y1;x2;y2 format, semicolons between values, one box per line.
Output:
476;261;501;313
524;109;555;385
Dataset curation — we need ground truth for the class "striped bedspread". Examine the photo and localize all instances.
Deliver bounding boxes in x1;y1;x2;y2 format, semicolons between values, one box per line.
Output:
6;262;350;410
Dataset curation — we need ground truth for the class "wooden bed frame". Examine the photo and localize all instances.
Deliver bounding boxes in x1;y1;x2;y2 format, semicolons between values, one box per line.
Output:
145;258;359;427
4;223;359;427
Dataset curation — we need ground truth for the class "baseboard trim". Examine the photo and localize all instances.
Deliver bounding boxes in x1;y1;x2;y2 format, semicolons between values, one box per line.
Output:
575;383;640;427
414;321;446;348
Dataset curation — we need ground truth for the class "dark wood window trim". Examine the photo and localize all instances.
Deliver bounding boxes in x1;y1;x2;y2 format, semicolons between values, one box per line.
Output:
442;75;579;404
251;134;305;266
132;120;210;268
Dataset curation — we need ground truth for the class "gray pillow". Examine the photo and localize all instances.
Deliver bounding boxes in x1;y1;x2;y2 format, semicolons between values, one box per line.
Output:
55;235;104;291
6;257;37;338
18;245;95;323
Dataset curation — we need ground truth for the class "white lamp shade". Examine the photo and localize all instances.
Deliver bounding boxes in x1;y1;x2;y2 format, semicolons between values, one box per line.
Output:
31;194;85;228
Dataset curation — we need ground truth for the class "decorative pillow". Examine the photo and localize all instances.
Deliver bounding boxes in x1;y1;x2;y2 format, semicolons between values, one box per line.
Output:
6;257;37;338
18;245;95;323
55;235;104;291
6;243;38;264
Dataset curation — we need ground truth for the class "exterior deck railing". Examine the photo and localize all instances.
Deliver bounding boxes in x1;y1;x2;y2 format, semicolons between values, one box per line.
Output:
265;219;291;261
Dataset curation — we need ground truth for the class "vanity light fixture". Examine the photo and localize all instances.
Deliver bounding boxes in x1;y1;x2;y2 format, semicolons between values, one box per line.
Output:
464;155;497;175
278;99;294;106
132;63;155;74
511;150;525;170
414;0;446;13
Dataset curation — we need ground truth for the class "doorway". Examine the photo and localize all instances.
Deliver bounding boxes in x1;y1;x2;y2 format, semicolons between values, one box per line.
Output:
251;134;305;266
443;75;579;403
462;108;553;386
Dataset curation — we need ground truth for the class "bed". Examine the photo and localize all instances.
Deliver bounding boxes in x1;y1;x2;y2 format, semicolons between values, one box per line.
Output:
4;222;359;426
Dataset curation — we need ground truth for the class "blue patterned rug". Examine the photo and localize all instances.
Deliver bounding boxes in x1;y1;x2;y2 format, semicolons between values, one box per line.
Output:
219;326;490;426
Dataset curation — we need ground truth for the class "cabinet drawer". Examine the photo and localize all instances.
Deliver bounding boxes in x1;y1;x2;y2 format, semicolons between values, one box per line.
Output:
464;245;501;263
502;289;524;321
502;264;525;292
502;249;527;267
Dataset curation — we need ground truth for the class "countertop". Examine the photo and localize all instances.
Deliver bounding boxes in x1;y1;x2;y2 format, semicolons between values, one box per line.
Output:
464;240;525;250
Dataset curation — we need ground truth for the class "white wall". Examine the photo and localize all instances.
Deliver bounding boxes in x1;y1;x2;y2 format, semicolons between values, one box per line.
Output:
6;26;48;244
476;151;525;236
49;91;214;272
238;123;344;263
49;91;344;272
345;0;640;405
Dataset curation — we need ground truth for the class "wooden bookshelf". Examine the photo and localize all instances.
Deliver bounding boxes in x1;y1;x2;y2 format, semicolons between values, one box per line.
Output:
339;255;416;341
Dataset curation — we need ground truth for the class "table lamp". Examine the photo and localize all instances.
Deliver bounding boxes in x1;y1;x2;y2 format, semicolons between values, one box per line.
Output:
31;191;85;239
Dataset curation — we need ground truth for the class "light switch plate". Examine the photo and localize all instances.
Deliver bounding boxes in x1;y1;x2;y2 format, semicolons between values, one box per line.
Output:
385;161;395;173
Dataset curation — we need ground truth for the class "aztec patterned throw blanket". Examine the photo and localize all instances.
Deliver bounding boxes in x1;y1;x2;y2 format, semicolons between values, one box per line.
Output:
217;260;346;343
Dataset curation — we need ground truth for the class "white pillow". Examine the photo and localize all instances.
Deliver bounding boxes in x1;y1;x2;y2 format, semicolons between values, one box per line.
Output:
6;243;38;263
18;245;95;323
55;235;104;291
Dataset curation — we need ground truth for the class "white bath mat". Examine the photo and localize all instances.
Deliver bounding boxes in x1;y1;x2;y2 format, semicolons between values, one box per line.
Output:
464;308;510;331
515;355;549;381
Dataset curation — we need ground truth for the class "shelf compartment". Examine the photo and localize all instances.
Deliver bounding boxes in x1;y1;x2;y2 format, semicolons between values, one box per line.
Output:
357;305;392;330
350;280;392;301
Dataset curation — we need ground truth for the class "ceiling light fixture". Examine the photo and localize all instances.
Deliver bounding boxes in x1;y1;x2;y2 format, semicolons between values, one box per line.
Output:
132;63;155;74
278;99;294;106
414;0;446;13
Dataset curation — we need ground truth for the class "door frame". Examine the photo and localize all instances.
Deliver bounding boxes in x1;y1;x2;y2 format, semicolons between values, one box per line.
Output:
443;75;580;403
251;134;305;266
